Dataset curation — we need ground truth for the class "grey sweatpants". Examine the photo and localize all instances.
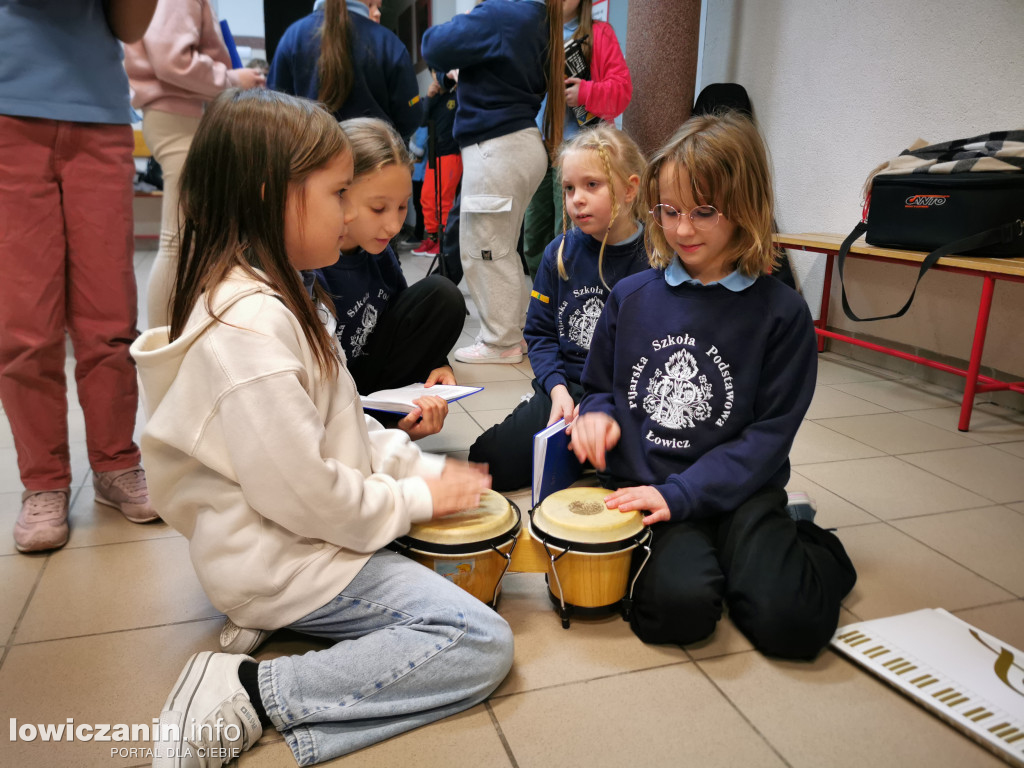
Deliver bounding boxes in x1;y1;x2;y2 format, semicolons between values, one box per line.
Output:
459;127;548;347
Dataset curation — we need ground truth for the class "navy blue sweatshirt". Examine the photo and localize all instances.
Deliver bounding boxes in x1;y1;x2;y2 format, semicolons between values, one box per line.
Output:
424;83;459;159
580;270;817;522
316;246;407;361
420;0;547;148
525;226;649;396
269;10;423;140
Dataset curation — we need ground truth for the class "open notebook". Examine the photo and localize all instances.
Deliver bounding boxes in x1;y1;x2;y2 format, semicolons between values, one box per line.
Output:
360;384;482;415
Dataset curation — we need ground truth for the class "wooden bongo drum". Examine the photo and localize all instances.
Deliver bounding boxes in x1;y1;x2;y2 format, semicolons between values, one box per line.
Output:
529;487;652;628
393;490;521;607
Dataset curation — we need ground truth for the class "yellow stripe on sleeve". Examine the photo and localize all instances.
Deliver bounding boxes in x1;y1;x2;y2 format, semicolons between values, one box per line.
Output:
531;290;550;304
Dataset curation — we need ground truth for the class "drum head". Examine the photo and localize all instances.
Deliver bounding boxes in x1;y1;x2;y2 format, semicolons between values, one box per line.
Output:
407;489;518;546
532;487;644;545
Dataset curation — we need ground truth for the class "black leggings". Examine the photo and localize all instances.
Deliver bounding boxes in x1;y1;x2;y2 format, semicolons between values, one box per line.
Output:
628;486;856;659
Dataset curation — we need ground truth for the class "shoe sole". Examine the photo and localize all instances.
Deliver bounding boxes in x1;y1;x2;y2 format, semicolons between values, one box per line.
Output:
14;530;68;553
153;652;212;768
453;353;523;365
220;626;271;655
93;490;161;524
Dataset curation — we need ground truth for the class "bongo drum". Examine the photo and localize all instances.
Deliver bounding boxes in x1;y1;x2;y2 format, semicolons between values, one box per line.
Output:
529;487;652;628
393;490;520;607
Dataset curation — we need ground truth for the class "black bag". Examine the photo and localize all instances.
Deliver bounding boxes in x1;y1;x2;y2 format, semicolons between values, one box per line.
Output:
837;133;1024;321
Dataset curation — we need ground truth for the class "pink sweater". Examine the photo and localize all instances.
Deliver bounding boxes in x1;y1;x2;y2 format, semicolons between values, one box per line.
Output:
124;0;238;117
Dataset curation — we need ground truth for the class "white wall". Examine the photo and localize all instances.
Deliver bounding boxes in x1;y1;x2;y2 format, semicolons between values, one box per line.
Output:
215;0;265;38
700;0;1024;377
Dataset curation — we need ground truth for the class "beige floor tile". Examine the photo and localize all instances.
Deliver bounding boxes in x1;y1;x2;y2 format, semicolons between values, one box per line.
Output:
0;410;12;449
491;573;686;697
893;506;1024;596
0;553;45;645
451;359;532;385
804;386;891;420
15;537;217;643
457;379;534;413
64;484;178;550
699;650;1005;768
901;445;1024;504
994;440;1024;459
905;403;1024;444
816;412;978;455
832;378;961;412
798;456;990;519
952;599;1024;650
683;611;754;660
838;523;1013;620
1008;501;1024;516
0;618;222;768
412;412;483;454
467;408;512;432
239;706;511;767
787;472;877;528
815;355;895;385
789;420;883;466
492;664;786;768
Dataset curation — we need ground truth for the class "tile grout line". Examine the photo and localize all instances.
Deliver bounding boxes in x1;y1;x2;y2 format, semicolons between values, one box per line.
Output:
489;658;693;701
8;614;225;649
1;550;54;668
691;652;795;768
484;701;521;768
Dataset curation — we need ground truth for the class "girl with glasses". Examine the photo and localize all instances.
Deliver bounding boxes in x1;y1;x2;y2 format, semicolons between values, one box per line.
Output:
570;111;856;660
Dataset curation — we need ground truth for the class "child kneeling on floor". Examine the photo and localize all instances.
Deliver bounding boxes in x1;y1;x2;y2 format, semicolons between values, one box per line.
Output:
570;111;857;659
131;89;511;768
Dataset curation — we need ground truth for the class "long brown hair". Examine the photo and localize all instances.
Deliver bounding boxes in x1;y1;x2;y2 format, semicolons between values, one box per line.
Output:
171;89;351;377
541;0;567;159
642;111;777;276
317;0;354;113
569;0;594;63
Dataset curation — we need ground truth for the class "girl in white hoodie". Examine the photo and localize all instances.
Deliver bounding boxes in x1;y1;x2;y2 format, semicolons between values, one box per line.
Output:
131;88;511;768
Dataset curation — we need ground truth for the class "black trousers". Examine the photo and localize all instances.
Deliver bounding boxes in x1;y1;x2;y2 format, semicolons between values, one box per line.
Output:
468;378;585;492
629;486;857;660
347;275;465;395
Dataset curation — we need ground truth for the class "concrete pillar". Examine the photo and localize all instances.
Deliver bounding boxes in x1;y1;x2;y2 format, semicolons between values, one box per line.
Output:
623;0;702;156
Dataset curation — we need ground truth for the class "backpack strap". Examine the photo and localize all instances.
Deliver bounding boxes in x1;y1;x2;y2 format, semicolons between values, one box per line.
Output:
837;219;1023;321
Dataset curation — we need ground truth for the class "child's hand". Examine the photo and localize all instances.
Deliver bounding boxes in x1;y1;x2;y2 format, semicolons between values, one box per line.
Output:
424;365;456;386
425;460;491;518
604;486;670;525
230;68;267;90
397;396;448;439
569;412;620;470
547;384;575;426
564;77;583;107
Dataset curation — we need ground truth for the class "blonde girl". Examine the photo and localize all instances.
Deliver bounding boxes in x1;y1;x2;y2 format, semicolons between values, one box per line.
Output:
317;118;466;439
133;89;509;768
422;0;567;364
269;0;421;139
571;111;856;659
469;124;647;491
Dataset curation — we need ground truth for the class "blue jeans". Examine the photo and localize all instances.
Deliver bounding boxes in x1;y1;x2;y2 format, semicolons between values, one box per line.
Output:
258;549;514;766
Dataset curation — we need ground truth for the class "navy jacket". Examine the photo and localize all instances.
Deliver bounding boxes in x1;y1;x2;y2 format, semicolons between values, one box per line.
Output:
580;270;817;522
269;10;422;140
421;0;547;148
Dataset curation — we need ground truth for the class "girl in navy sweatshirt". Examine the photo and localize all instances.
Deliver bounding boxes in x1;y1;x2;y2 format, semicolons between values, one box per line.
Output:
571;112;857;660
318;118;466;439
470;124;647;490
422;0;566;365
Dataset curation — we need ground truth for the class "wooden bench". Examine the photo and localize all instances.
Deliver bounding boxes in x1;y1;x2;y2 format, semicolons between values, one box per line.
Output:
774;232;1024;432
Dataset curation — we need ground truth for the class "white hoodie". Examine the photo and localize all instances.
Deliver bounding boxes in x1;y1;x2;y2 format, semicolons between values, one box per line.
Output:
131;269;444;629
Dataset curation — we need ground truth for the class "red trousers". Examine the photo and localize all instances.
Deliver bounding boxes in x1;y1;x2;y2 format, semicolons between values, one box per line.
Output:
420;153;462;238
0;115;141;489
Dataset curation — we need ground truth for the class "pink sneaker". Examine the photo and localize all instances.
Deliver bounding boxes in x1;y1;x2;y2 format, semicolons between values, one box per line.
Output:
93;466;160;523
454;340;524;365
14;489;70;553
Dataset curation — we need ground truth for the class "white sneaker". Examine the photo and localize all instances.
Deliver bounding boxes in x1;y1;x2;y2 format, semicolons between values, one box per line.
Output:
454;341;523;365
219;618;271;655
153;652;262;768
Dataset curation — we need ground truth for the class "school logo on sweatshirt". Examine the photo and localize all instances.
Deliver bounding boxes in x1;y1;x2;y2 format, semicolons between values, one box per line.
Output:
567;296;604;349
628;333;736;445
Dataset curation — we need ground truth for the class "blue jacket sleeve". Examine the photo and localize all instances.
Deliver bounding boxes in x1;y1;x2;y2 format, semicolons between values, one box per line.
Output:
385;39;424;141
267;27;297;94
653;302;818;521
420;8;499;73
578;284;620;419
524;238;568;394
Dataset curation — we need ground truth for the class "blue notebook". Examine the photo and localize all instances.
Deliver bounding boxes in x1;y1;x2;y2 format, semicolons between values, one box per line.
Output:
532;419;583;508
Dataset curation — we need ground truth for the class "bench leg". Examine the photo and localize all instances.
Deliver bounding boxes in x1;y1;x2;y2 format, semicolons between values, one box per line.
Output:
816;251;834;353
959;276;996;432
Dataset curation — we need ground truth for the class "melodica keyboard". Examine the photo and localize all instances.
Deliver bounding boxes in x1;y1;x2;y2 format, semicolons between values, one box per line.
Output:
832;608;1024;767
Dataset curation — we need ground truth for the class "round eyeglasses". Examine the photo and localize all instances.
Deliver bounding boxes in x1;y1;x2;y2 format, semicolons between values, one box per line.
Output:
650;204;722;230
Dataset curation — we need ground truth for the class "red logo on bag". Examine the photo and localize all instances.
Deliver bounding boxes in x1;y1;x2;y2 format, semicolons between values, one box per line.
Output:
905;194;949;208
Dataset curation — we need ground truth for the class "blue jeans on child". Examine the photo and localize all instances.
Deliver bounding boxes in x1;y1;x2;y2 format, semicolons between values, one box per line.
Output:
258;549;514;765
